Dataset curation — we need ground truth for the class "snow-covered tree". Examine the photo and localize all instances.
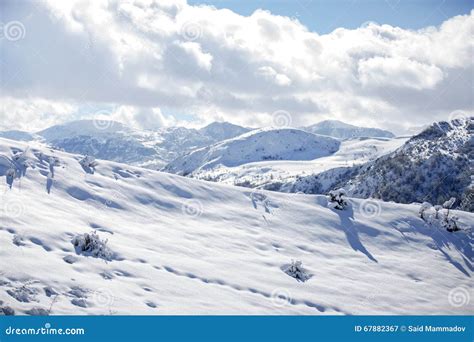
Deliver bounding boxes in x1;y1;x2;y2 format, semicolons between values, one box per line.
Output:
328;188;348;210
441;197;459;232
419;202;432;221
434;205;442;219
443;197;456;215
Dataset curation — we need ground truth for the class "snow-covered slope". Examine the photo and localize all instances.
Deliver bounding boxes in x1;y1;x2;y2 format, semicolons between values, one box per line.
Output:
304;120;395;139
291;118;473;211
164;128;340;175
1;137;472;315
135;124;249;168
190;137;407;189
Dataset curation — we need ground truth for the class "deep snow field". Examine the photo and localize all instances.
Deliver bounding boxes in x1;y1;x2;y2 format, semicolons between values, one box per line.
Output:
0;137;472;315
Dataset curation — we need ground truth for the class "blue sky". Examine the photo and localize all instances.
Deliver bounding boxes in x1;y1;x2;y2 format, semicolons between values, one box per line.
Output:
188;0;473;33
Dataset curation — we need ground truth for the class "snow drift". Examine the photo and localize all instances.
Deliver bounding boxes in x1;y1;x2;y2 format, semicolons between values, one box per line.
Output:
0;137;472;315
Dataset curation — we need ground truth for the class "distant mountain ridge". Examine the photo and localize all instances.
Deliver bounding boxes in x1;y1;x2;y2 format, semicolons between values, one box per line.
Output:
304;120;395;139
0;119;393;169
0;121;251;169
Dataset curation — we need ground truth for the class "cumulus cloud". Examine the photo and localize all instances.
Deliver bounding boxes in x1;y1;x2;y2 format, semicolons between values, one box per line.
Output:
0;0;472;133
0;96;78;132
358;57;444;90
108;105;176;130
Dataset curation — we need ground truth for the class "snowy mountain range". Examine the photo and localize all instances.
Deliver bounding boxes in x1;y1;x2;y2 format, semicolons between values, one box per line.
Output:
0;121;251;169
2;118;471;213
0;137;472;315
0;119;395;171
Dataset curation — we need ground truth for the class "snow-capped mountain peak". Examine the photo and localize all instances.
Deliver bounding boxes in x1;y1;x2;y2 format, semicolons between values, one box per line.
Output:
198;122;250;141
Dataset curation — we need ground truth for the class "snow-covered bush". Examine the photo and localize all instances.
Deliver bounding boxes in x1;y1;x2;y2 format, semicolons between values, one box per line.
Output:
72;231;113;260
419;202;432;221
442;197;459;232
419;198;461;232
443;197;456;212
79;155;98;169
0;305;15;316
328;188;348;210
283;260;310;282
443;214;460;232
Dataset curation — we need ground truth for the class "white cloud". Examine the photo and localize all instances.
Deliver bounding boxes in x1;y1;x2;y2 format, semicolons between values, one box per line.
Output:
108;105;176;130
0;97;78;132
0;0;472;134
358;57;444;90
256;66;292;86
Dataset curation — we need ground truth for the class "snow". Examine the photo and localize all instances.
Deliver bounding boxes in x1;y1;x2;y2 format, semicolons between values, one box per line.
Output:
198;122;250;141
0;137;472;315
38;120;130;141
185;137;407;188
304;120;395;139
0;131;38;142
5;121;252;171
164;128;341;175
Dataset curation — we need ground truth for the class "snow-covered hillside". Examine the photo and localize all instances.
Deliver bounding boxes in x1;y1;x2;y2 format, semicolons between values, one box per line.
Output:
304;120;395;139
164;128;340;175
290;118;473;211
0;137;472;315
189;137;407;189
